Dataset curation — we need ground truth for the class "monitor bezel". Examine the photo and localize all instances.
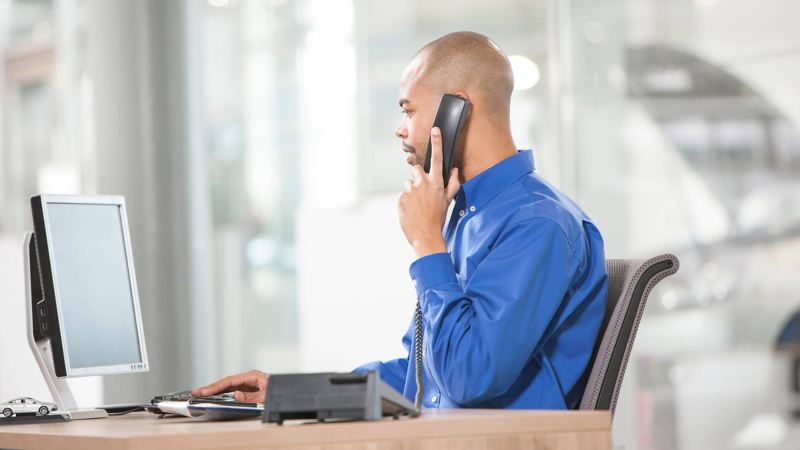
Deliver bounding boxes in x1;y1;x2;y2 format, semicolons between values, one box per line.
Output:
33;194;149;377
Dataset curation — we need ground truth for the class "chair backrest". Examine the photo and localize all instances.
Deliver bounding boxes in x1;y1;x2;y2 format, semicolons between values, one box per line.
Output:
578;253;679;416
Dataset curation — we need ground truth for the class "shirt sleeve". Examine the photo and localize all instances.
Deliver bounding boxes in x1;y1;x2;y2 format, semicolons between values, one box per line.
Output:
352;321;413;394
352;358;408;394
409;217;580;406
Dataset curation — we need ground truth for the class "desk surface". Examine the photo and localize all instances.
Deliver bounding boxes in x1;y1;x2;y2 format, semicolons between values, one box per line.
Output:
0;409;612;450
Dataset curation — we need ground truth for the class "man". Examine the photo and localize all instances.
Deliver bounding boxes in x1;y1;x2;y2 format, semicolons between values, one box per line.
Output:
194;32;607;410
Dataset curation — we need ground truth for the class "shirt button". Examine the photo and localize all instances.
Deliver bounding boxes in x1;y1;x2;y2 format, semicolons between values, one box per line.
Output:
469;205;476;212
431;394;438;402
458;210;465;217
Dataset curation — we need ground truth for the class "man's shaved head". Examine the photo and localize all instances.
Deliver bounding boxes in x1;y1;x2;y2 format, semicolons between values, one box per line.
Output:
404;31;514;124
396;32;518;177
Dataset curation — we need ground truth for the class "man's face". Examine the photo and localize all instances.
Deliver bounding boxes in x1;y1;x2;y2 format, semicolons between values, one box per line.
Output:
395;61;438;167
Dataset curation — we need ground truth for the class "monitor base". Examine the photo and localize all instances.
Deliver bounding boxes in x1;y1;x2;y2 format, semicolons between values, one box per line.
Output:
64;409;108;420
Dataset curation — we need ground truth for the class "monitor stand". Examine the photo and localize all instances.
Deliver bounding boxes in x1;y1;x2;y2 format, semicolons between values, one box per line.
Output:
23;232;108;420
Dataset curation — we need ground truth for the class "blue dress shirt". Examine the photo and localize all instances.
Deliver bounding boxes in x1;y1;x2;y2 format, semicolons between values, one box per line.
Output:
357;150;608;409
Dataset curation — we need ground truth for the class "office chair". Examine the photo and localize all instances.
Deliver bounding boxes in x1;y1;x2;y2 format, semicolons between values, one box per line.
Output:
578;253;680;417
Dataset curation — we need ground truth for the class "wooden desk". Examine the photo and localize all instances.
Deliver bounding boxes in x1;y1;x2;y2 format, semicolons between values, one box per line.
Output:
0;409;611;450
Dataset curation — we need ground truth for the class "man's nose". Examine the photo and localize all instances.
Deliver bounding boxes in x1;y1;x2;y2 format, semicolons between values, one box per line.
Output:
395;120;407;139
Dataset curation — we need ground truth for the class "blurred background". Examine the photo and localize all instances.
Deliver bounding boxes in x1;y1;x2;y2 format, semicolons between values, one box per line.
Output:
1;0;799;448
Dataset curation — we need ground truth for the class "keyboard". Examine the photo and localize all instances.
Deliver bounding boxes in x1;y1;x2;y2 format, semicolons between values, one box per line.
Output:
152;390;193;402
150;390;259;408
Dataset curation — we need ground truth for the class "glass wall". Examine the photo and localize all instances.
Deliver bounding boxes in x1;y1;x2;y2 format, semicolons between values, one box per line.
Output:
0;0;101;407
561;1;800;449
1;0;93;234
2;1;799;447
200;0;555;376
201;0;304;377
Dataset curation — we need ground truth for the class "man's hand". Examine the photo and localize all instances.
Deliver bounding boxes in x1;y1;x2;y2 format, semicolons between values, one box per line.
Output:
398;127;461;258
192;370;268;403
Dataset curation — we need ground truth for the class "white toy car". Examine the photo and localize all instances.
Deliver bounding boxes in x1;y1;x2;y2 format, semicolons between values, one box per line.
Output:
1;397;58;417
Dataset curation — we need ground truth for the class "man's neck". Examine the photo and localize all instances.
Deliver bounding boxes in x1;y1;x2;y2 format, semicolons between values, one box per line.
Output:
459;120;517;183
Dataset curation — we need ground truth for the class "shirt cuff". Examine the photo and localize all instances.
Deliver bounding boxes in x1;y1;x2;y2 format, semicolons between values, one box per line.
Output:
409;252;459;298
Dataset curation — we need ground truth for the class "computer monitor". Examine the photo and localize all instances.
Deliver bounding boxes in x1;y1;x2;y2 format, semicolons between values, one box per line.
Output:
24;194;149;419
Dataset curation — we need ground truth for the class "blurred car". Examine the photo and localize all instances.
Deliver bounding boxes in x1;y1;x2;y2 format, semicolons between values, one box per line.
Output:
1;397;57;417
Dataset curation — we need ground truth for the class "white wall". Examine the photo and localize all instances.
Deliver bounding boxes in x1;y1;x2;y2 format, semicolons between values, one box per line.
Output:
296;195;419;372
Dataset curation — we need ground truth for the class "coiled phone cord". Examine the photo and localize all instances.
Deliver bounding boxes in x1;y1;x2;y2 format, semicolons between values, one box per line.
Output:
413;299;424;414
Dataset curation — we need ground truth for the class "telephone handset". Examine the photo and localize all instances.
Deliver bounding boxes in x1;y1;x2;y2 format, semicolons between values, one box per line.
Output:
414;95;471;412
423;94;471;186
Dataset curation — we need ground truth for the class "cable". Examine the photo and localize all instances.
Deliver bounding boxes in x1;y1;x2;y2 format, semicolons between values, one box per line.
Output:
106;406;145;416
414;299;424;414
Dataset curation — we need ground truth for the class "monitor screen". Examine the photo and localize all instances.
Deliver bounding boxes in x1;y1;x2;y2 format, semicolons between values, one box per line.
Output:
45;201;144;371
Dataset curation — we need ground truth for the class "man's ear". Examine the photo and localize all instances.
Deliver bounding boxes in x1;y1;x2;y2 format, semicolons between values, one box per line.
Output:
451;90;470;102
451;96;471;179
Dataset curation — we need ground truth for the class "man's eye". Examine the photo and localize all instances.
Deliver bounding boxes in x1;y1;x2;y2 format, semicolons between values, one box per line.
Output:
401;109;410;117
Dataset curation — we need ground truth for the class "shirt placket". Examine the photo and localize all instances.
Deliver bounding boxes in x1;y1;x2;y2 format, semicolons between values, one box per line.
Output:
445;192;467;242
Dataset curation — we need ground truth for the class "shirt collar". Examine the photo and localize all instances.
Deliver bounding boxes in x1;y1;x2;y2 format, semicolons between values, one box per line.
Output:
459;149;536;211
